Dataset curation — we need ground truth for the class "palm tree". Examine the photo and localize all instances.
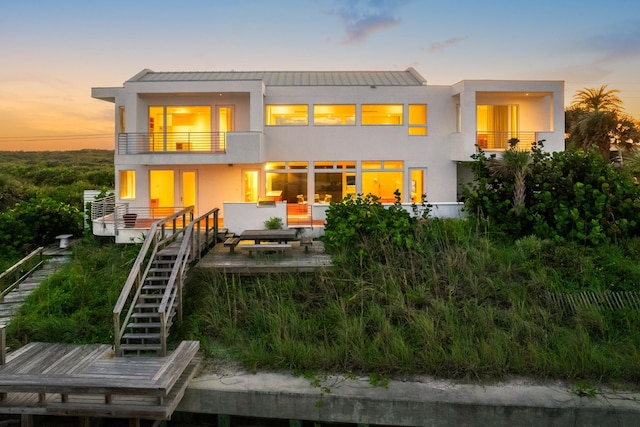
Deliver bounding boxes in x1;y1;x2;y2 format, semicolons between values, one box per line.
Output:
488;139;532;216
570;85;623;113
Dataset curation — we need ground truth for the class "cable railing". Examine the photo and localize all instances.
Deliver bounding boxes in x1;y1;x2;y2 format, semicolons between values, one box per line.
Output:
117;132;226;154
476;131;538;151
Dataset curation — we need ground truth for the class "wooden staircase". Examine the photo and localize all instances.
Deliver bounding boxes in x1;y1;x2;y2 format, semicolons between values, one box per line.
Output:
114;207;221;357
121;242;182;356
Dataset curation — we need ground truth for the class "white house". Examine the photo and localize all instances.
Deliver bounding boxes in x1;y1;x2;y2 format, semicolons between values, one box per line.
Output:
91;68;564;238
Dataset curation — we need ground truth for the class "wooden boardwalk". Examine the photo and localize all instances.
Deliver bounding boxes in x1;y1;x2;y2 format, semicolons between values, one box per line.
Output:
0;340;201;421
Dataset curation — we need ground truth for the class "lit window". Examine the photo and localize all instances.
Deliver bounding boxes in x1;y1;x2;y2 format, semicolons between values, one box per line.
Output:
288;162;308;170
362;161;382;169
266;105;308;126
313;105;356;125
383;161;404;169
266;162;286;170
409;104;427;135
119;170;135;199
361;104;403;125
118;106;125;134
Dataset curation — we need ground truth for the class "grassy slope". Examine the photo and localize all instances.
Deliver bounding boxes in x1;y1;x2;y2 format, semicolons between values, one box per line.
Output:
179;219;640;382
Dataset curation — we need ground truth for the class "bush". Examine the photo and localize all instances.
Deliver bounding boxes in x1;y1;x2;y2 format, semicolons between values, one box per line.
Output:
0;197;83;255
264;217;283;230
323;193;417;259
463;143;640;244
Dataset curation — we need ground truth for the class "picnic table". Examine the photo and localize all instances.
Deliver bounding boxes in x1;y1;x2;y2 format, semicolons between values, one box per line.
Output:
239;229;297;244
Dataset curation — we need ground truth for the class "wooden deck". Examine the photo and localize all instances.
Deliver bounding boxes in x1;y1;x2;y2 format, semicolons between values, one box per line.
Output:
0;340;201;420
196;240;332;274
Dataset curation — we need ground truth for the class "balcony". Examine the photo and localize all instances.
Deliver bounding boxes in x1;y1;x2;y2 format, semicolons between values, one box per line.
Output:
476;131;539;151
118;132;226;154
116;131;264;164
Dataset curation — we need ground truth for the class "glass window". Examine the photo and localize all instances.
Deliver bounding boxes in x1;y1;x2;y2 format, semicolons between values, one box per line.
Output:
148;106;211;152
362;171;404;203
118;106;125;134
266;105;308;126
362;161;382;169
337;161;356;169
314;161;334;169
384;161;404;169
313;105;356;125
266;172;308;203
119;170;135;199
266;162;286;170
409;104;427;135
288;162;308;170
361;104;403;125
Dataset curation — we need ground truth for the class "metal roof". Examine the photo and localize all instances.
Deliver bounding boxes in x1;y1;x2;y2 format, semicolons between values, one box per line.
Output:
128;68;426;86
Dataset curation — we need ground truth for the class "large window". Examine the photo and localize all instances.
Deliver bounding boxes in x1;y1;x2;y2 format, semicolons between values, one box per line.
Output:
313;105;356;125
148;106;211;151
408;104;427;135
361;161;404;203
313;161;356;203
119;170;135;199
477;105;518;150
361;104;403;125
266;162;308;203
266;105;308;126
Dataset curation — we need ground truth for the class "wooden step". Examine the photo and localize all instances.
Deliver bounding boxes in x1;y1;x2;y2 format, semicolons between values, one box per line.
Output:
127;321;162;329
123;332;162;340
119;343;162;352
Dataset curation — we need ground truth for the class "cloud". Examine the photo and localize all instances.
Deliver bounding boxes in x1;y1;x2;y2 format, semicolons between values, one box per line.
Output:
579;23;640;63
423;36;469;53
331;0;409;44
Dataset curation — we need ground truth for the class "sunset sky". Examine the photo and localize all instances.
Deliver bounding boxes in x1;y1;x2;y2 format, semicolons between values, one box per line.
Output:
1;0;639;151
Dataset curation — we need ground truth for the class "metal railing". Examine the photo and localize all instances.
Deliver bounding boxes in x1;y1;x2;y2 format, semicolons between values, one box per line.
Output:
118;132;226;154
476;131;538;151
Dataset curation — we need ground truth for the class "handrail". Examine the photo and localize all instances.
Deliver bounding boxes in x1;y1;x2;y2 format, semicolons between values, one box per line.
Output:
118;132;226;154
113;206;194;356
156;207;219;355
0;247;45;302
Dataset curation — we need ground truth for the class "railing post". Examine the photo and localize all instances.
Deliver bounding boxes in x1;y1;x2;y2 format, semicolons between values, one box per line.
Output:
0;326;5;365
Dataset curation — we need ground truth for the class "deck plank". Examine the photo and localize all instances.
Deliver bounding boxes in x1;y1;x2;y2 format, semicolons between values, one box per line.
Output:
0;340;200;420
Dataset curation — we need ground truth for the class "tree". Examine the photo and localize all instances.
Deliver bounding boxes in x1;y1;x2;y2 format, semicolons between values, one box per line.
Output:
566;86;639;159
487;139;532;216
570;85;623;112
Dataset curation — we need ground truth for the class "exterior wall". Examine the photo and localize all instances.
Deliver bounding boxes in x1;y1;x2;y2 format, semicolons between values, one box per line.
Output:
93;72;565;232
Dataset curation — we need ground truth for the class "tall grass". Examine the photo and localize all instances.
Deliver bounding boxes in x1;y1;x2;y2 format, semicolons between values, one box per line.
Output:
6;237;138;348
181;219;640;382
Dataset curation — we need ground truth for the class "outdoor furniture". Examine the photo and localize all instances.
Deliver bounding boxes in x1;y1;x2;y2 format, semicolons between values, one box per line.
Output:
55;234;73;249
242;243;292;256
224;237;241;253
239;229;297;244
300;236;313;253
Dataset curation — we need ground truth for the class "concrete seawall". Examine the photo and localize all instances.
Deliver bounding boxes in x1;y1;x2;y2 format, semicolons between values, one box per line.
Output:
177;371;640;426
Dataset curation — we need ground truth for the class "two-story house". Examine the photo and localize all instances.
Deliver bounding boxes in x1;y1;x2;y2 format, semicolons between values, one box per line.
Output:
91;68;564;240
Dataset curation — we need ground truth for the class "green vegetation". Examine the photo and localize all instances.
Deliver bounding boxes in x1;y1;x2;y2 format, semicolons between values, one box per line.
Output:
5;237;137;349
264;216;284;230
181;219;640;381
464;142;640;244
0;150;113;260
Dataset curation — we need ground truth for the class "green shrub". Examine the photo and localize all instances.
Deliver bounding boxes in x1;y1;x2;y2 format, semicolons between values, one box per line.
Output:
264;217;283;230
323;192;417;259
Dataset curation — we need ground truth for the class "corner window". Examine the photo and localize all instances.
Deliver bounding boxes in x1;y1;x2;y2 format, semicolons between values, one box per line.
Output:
119;170;136;199
266;105;308;126
313;105;356;125
408;104;427;135
361;104;403;125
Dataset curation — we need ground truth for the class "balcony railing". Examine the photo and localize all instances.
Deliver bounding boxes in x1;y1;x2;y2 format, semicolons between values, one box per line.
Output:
118;132;226;154
476;131;539;151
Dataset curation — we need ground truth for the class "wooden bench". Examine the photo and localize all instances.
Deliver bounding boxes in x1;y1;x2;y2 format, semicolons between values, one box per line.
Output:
300;237;313;252
224;237;241;253
242;243;291;256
